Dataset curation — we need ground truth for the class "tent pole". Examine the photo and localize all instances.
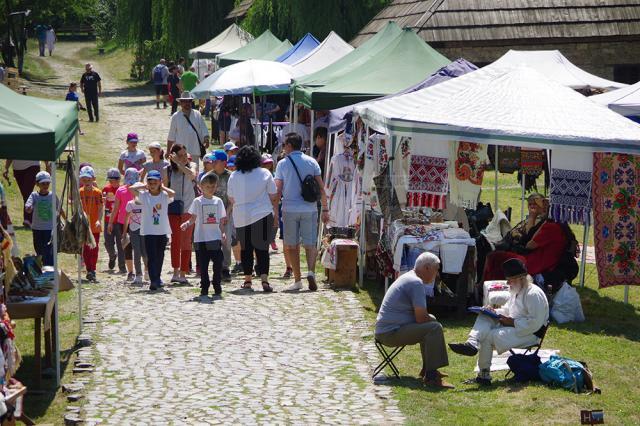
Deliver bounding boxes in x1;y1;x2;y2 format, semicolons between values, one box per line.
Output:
289;97;293;126
252;92;258;149
358;124;369;288
494;146;498;210
579;219;590;288
317;131;331;252
260;95;265;151
310;110;315;153
624;286;629;304
384;135;398;294
520;172;525;222
51;161;61;387
75;132;82;334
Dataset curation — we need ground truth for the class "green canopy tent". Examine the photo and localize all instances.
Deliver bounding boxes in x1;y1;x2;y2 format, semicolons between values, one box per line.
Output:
0;83;78;160
216;30;287;68
0;83;79;388
254;39;293;62
292;22;403;102
293;27;450;110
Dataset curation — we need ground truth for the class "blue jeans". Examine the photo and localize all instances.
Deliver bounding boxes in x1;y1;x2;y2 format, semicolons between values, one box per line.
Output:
33;229;53;266
144;234;167;285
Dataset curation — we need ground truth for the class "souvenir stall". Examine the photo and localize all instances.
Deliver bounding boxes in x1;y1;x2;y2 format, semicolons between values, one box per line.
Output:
354;65;640;306
0;83;81;391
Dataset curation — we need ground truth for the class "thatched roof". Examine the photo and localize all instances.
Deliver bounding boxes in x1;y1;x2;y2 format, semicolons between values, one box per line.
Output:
226;0;254;20
351;0;640;46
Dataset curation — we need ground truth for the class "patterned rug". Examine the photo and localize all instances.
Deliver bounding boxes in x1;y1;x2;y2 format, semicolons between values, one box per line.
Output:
592;153;640;288
407;155;448;209
498;146;520;174
520;148;545;175
550;169;592;225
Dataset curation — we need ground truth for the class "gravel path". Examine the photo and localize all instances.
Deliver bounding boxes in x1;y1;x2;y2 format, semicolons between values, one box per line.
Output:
35;42;403;425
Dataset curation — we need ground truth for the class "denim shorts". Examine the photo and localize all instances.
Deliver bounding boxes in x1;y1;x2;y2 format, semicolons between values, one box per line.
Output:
282;211;317;247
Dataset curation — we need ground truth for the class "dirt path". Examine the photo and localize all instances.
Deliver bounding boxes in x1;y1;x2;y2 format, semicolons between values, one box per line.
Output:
31;42;403;425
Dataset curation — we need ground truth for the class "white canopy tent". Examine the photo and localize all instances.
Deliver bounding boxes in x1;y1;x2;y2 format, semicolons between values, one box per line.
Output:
355;66;640;154
189;24;254;79
290;31;354;76
591;80;640;118
491;50;627;91
354;65;640;294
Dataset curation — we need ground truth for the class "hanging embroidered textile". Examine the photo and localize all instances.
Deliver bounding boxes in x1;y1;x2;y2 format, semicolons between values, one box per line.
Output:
448;141;489;209
592;152;640;289
498;146;521;174
374;164;402;222
326;149;359;228
549;150;593;225
407;155;449;209
361;134;389;213
520;148;545;175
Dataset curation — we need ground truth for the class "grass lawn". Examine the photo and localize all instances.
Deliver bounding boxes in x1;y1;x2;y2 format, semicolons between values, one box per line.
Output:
4;40;135;423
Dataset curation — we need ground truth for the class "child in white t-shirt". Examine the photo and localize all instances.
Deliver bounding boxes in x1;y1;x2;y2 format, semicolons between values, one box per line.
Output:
118;132;147;174
181;172;226;299
129;170;174;290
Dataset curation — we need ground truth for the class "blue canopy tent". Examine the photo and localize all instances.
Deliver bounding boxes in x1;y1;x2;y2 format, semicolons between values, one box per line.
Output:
276;33;320;65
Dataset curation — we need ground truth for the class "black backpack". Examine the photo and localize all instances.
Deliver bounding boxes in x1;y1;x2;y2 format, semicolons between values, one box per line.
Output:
288;155;320;203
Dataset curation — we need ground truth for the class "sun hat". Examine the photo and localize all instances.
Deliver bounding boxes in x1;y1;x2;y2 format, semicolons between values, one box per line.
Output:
223;142;238;152
146;170;162;181
202;153;216;164
148;141;162;150
212;150;228;162
502;258;528;280
79;166;95;179
177;91;194;101
107;168;121;179
227;155;236;167
124;167;140;185
261;153;273;165
35;171;51;183
126;132;139;143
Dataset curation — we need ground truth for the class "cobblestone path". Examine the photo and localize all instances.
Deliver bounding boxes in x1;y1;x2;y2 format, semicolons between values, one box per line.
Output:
36;43;403;425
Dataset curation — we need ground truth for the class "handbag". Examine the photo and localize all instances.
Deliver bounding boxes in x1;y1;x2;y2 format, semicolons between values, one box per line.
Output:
57;156;95;254
184;112;206;158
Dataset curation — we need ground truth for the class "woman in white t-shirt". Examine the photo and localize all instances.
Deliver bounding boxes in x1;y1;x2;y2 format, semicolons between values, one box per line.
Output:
3;159;45;227
227;146;279;291
129;170;175;291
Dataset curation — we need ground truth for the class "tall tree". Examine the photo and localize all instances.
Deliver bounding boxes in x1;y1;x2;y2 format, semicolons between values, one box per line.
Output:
241;0;391;42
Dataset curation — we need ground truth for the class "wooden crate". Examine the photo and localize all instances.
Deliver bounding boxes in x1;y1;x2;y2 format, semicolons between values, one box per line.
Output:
327;244;358;289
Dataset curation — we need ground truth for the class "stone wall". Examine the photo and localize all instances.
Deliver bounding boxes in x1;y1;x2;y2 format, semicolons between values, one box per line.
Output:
437;40;640;83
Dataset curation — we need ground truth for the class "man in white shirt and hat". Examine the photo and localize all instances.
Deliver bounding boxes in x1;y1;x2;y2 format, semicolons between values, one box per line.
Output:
449;258;549;385
167;91;209;170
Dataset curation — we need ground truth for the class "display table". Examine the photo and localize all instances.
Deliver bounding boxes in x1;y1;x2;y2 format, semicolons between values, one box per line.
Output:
6;293;57;389
4;385;35;425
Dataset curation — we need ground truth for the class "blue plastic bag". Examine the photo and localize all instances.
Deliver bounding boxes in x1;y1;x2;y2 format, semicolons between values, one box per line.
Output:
539;355;585;392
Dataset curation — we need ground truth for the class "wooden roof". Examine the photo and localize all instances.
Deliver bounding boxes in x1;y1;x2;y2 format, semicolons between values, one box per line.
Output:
226;0;254;20
351;0;640;46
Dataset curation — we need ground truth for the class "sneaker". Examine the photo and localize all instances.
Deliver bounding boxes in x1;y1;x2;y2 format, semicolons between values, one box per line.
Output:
89;271;97;282
231;263;243;274
118;268;127;275
108;257;116;270
463;376;492;386
448;342;478;357
144;272;150;282
133;275;143;285
149;284;159;291
176;276;189;285
307;274;317;292
126;272;135;282
284;281;303;292
85;272;92;282
222;269;232;282
170;273;180;283
282;268;293;279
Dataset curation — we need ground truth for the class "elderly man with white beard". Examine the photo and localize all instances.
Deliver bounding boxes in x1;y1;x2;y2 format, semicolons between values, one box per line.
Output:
448;258;549;385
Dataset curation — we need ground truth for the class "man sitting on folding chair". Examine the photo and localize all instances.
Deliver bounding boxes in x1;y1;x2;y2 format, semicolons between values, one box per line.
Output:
375;252;453;389
449;258;549;385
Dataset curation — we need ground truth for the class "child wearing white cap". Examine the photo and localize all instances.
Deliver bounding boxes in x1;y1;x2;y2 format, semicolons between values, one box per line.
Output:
25;171;61;266
140;141;169;183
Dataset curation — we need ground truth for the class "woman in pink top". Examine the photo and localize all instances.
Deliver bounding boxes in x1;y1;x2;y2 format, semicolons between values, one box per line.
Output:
108;168;138;279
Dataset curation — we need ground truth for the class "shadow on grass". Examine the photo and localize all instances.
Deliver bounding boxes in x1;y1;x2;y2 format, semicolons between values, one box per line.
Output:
17;342;81;418
560;286;640;342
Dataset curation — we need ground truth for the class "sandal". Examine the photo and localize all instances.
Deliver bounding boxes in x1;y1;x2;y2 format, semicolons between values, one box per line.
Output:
241;281;253;290
262;281;273;293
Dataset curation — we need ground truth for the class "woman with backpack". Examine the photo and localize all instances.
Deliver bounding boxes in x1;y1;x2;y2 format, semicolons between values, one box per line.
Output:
167;143;197;284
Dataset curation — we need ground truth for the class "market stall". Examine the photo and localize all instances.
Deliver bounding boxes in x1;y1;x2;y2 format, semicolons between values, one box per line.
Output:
0;83;80;389
216;30;290;68
275;33;319;65
591;80;640;121
353;64;640;303
188;23;254;79
289;31;353;77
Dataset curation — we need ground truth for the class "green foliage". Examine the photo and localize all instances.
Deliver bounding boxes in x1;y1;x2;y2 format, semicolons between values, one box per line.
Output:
14;0;97;27
241;0;391;42
114;0;235;80
93;0;118;41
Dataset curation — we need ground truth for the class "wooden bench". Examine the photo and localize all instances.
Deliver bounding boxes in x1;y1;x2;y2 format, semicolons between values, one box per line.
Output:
56;25;95;39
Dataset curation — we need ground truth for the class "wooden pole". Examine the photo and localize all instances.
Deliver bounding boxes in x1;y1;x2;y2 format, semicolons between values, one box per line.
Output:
309;110;315;154
51;161;61;387
520;172;526;222
358;125;369;288
75;133;82;334
252;92;258;149
579;220;589;288
624;286;629;304
494;146;499;210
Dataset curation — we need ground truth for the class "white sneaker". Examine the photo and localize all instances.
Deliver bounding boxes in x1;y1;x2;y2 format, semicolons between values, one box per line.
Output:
144;272;150;282
170;273;180;283
133;275;143;285
285;281;303;291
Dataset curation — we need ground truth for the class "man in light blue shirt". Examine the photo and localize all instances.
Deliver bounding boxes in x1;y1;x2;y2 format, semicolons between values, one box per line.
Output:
275;133;329;292
375;252;453;389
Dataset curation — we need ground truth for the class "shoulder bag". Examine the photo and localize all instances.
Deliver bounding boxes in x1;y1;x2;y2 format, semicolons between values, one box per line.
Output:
183;112;206;158
288;155;320;203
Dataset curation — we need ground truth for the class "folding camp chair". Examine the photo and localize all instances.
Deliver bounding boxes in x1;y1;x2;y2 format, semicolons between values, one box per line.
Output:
520;321;550;354
372;340;405;379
